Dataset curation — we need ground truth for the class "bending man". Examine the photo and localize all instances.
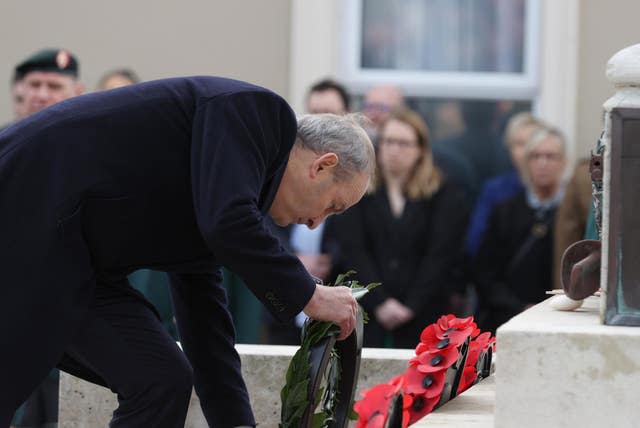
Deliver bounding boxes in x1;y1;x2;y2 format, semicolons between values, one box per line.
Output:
0;76;375;428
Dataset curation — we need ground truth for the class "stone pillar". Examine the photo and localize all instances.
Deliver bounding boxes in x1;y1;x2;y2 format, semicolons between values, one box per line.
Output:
600;43;640;324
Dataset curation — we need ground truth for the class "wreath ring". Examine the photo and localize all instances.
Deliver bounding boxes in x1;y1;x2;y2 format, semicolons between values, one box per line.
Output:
302;310;364;427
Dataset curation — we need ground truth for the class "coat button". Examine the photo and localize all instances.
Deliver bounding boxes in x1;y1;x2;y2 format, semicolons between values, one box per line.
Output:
389;259;399;269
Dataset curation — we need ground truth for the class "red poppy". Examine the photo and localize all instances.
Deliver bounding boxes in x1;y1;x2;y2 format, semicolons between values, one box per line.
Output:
419;323;469;349
355;378;407;428
352;314;494;428
413;345;460;373
466;332;495;368
404;365;446;397
407;393;439;425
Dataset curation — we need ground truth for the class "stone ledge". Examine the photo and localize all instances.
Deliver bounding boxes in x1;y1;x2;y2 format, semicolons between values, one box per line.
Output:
59;345;414;427
495;296;640;428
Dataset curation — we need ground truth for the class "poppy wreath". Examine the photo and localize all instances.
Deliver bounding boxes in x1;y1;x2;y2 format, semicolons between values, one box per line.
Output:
280;272;380;428
353;314;495;428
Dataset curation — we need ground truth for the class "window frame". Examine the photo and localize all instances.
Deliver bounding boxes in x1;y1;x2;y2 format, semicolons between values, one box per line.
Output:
338;0;541;100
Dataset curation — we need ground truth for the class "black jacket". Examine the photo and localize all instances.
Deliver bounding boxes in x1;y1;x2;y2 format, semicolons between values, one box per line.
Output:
326;180;469;348
0;76;315;425
473;190;556;332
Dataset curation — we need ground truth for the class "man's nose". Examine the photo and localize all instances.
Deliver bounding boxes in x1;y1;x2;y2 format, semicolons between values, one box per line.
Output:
34;85;52;101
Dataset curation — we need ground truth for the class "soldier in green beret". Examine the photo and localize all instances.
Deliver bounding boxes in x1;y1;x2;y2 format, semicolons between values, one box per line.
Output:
13;48;84;119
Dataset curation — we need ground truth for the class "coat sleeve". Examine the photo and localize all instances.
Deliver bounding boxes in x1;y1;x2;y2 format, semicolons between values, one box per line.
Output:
190;91;315;322
404;181;469;313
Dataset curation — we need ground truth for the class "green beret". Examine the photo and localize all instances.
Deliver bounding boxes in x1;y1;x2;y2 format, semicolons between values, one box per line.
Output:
15;48;79;80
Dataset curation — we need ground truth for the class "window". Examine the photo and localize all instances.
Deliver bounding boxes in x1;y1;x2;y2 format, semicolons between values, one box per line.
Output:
340;0;540;100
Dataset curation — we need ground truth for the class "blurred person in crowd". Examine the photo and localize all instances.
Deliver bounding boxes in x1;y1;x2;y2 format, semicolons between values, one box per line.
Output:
465;113;545;258
361;84;404;140
265;78;352;345
552;158;593;290
97;68;140;90
434;100;512;202
326;108;469;348
17;49;84;118
1;76;26;131
8;47;83;428
473;127;567;333
306;78;350;115
432;100;465;141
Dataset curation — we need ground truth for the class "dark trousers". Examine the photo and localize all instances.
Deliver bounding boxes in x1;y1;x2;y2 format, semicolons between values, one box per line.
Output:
55;280;193;428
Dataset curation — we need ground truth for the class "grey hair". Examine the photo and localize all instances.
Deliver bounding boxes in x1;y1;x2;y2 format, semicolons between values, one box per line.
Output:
521;126;567;187
295;113;376;181
525;126;567;155
503;112;545;147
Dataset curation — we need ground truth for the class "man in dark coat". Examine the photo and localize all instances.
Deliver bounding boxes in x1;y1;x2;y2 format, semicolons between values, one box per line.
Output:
0;76;374;427
7;47;85;428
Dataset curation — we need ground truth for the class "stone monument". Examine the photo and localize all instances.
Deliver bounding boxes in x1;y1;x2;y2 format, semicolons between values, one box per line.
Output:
495;43;640;428
599;43;640;325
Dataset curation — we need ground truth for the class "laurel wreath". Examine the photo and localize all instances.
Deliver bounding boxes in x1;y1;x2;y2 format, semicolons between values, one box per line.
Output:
279;271;380;428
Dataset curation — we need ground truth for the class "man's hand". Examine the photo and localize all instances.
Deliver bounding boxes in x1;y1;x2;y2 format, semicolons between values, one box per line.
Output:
374;298;414;331
303;284;358;340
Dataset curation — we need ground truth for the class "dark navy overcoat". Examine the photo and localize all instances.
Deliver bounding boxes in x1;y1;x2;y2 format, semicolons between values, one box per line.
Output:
0;77;316;425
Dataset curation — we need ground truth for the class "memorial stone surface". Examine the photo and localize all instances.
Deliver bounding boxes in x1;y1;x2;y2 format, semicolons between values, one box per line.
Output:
59;345;414;427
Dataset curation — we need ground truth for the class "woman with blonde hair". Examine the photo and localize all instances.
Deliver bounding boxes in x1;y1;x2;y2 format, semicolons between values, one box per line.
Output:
474;126;567;332
326;108;469;348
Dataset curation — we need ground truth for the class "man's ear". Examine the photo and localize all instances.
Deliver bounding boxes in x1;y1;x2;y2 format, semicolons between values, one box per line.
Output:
310;152;339;178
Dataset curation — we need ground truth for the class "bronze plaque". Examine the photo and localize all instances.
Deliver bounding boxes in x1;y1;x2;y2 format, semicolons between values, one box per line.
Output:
606;108;640;325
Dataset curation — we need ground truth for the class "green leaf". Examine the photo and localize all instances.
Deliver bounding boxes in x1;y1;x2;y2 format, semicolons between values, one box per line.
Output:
349;406;359;421
312;411;329;428
334;270;356;286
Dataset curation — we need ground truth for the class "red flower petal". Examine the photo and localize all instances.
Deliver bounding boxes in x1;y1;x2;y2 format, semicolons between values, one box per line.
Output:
362;412;385;428
415;341;429;356
474;331;493;348
456;366;478;394
404;365;446;397
437;315;451;331
419;324;440;347
434;325;475;345
414;345;460;373
407;393;440;425
448;315;474;328
402;409;410;428
466;341;482;368
355;383;398;423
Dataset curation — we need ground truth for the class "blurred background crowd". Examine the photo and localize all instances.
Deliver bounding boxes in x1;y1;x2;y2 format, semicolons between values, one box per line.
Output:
2;0;638;426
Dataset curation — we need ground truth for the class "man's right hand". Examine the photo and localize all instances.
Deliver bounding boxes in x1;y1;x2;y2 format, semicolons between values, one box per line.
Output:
302;284;358;341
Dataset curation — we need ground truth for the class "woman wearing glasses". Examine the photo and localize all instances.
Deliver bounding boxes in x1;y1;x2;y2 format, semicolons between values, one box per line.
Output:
326;108;469;348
